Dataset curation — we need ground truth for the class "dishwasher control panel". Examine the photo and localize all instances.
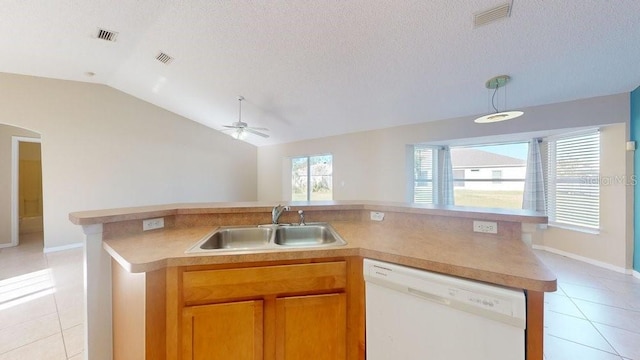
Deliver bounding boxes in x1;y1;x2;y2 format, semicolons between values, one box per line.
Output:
364;258;526;328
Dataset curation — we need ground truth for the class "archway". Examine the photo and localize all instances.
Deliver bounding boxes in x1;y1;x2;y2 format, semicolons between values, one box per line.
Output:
0;124;43;249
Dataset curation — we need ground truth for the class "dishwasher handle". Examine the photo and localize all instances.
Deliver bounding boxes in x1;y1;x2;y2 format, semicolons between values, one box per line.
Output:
408;287;451;306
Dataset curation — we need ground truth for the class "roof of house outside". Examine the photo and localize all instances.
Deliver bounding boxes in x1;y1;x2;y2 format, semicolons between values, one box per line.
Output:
451;148;526;168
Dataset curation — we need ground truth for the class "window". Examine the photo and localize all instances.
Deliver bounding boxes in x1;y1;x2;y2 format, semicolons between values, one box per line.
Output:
291;154;333;201
411;143;527;208
451;143;528;209
547;131;600;231
413;146;436;203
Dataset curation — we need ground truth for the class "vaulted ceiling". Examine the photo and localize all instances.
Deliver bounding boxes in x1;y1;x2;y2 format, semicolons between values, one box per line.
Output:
2;1;639;146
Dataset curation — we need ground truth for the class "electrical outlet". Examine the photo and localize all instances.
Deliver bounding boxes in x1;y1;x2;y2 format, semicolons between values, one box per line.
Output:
473;220;497;234
143;217;164;231
370;211;385;221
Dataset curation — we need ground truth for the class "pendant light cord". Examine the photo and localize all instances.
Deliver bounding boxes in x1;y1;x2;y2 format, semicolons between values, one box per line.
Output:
491;85;499;113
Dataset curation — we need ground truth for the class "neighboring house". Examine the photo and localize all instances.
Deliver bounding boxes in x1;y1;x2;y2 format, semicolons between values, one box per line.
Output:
450;148;526;191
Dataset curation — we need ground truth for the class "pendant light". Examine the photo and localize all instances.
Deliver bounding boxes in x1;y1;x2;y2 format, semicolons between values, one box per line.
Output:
474;75;523;123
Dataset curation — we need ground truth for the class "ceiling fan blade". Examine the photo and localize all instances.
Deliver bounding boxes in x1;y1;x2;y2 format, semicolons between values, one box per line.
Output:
245;128;270;138
223;125;240;129
247;127;269;131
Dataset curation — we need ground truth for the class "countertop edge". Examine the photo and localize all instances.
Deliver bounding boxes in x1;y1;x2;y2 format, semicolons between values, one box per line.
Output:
71;201;547;225
104;241;557;293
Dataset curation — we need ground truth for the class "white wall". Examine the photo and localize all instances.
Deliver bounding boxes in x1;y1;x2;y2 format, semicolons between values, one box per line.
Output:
0;124;40;245
259;93;629;201
0;73;257;251
257;93;633;269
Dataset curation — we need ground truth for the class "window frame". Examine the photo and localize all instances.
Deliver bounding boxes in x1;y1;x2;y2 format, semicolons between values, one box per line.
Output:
411;142;528;208
290;154;333;202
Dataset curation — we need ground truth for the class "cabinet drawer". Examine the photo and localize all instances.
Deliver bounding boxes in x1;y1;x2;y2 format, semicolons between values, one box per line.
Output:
183;261;347;304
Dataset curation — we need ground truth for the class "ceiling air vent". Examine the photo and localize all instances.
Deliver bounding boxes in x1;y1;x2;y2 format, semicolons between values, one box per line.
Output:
155;52;174;65
95;27;118;42
474;2;512;28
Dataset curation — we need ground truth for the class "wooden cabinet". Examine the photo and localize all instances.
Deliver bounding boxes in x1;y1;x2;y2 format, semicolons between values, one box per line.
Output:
182;300;264;360
179;261;348;360
275;293;346;359
108;258;365;360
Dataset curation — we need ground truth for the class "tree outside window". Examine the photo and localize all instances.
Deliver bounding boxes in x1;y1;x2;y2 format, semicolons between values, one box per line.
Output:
292;155;333;201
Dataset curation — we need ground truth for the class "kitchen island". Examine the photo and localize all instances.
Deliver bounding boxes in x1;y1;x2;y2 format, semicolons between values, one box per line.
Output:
70;201;555;360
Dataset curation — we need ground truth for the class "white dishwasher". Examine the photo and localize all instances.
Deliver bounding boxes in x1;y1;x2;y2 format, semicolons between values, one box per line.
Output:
364;259;526;360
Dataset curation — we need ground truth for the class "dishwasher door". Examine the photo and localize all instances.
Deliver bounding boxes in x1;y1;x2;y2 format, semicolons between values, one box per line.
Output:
364;259;526;360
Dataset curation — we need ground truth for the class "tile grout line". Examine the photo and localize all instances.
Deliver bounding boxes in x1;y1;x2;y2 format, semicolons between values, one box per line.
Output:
564;294;623;358
0;333;64;357
44;251;70;360
545;334;624;359
538;251;637;359
541;251;640;359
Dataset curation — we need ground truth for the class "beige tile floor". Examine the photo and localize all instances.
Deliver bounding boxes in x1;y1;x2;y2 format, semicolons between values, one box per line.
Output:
0;232;83;359
1;233;639;359
536;250;640;360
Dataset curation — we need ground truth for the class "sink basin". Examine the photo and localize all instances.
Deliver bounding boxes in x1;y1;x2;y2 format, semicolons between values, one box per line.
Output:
198;227;272;250
274;225;346;247
186;223;347;253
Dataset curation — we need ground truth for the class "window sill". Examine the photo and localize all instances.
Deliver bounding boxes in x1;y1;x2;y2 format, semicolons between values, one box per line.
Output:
548;222;600;235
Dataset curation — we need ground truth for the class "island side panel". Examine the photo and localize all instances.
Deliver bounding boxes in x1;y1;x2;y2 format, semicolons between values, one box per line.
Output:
112;259;145;359
146;268;167;359
347;257;365;360
526;290;545;360
82;224;112;360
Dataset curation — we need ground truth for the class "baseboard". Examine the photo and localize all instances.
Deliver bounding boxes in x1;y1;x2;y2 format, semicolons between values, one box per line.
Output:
43;242;83;253
634;270;640;279
532;244;630;274
0;242;15;249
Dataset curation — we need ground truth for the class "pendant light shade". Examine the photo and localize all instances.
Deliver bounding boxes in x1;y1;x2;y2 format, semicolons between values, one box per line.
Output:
474;75;523;123
475;110;524;123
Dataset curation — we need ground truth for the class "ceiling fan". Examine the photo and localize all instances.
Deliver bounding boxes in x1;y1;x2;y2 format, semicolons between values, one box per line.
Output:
222;96;269;140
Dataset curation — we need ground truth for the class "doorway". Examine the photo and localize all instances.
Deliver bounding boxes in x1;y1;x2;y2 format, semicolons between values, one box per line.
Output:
10;136;43;248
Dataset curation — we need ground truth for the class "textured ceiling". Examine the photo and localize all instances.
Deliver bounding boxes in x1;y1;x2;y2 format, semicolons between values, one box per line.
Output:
2;1;640;146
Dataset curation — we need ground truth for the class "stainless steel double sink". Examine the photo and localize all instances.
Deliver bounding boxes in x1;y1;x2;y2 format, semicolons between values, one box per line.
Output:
186;223;347;253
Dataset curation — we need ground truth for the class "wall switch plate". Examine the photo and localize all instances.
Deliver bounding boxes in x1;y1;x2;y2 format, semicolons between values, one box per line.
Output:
143;217;164;231
370;211;385;221
473;220;497;234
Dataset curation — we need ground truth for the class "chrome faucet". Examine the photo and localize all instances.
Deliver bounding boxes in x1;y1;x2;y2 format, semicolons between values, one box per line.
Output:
271;204;290;224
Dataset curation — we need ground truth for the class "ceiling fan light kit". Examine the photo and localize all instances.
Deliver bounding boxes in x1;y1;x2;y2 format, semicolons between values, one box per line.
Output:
474;75;524;124
230;128;248;140
223;96;269;140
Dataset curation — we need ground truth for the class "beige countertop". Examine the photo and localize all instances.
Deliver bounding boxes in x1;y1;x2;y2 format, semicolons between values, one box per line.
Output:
102;219;556;292
70;201;554;292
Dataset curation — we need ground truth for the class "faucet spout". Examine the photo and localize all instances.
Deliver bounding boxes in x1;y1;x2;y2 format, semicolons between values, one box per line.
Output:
271;204;290;224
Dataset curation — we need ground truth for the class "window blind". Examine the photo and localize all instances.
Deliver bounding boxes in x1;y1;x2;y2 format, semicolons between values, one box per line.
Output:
547;131;600;230
413;146;435;203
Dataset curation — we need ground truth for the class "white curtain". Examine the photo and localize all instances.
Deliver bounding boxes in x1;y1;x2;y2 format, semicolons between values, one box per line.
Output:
522;138;546;211
440;146;455;205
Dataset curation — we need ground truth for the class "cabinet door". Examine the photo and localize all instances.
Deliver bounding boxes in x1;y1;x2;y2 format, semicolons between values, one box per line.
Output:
275;293;346;360
183;300;263;360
